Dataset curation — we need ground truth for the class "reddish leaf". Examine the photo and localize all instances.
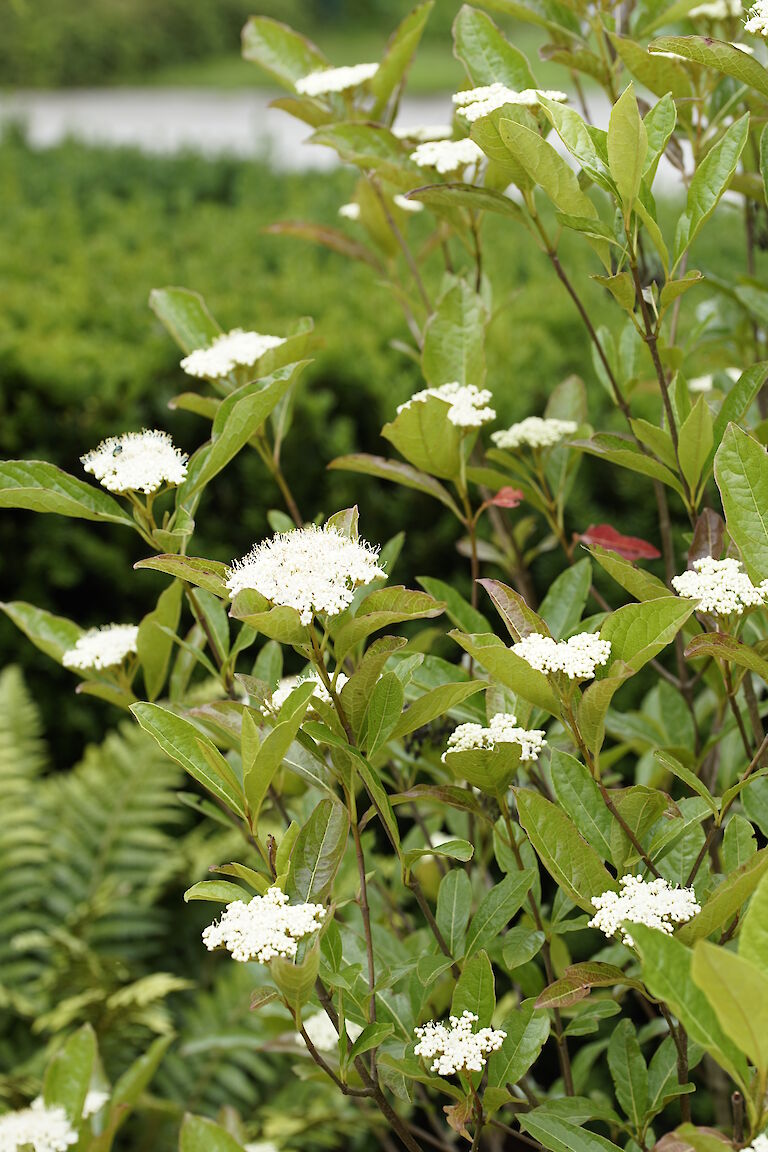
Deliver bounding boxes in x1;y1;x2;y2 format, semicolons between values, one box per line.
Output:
490;487;524;508
576;523;660;561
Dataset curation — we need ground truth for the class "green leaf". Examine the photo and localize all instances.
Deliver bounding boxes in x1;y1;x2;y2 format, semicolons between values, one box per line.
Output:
272;940;322;1012
453;4;537;88
405;838;475;867
382;394;463;481
632;925;750;1090
148;286;221;353
607;84;647;219
241;16;329;88
486;1000;550;1095
480;577;549;641
371;1;434;111
450;632;559;715
650;35;768;98
131;702;245;817
678;848;768;943
599;597;694;673
407;181;527;222
586;543;671;602
43;1023;96;1122
134;554;230;598
465;869;535;957
673;113;749;265
244;685;314;823
388;680;486;743
678;395;713;493
607;1019;648;1129
104;1035;174;1142
287;798;349;903
328;453;462;518
520;1110;624;1152
712;363;768;452
418;577;490;633
691;941;768;1072
684;632;768;685
180;1113;246;1152
0;601;81;664
551;749;614;861
331;587;444;658
574;433;684;495
422;277;488;388
361;671;405;756
451;949;495;1020
0;460;135;527
714;422;768;581
437;868;473;957
348;1021;395;1062
184;879;250;903
310;123;423;188
137;580;182;701
499;118;598;219
515;789;617;912
740;867;768;967
609;36;692;104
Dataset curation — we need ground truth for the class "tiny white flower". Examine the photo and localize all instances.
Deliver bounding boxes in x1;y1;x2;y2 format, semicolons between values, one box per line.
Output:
491;416;577;450
397;382;495;428
81;429;187;494
514;632;611;681
410;138;484;174
690;0;742;13
295;63;378;96
82;1091;109;1119
443;712;546;762
672;556;767;616
393;194;424;213
227;524;385;626
180;329;286;379
453;82;567;122
589;874;700;946
262;670;350;715
393;124;453;142
414;1011;506;1076
745;1134;768;1152
62;624;139;672
338;202;361;220
688;367;740;392
202;886;325;963
745;0;768;32
294;1011;364;1053
0;1100;78;1152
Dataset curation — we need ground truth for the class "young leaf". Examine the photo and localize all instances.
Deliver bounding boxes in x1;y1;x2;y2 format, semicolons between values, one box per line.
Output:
361;671;405;756
241;16;329;88
287;798;349;903
691;941;768;1072
607;84;647;220
464;869;535;957
422;277;488;388
148;286;221;353
673;114;749;265
453;4;537;89
451;949;495;1021
607;1019;648;1129
437;869;473;957
714;422;768;581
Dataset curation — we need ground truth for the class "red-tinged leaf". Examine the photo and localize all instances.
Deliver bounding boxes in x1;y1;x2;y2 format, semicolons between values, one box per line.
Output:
490;486;524;508
535;976;592;1009
576;524;660;561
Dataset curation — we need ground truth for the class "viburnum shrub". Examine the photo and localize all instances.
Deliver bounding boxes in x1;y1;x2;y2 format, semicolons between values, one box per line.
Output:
6;2;768;1151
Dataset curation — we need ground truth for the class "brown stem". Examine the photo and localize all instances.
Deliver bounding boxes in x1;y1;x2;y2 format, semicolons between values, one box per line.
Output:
724;662;754;759
659;1003;691;1123
732;1091;744;1145
369;174;432;316
350;809;377;1032
298;1022;373;1097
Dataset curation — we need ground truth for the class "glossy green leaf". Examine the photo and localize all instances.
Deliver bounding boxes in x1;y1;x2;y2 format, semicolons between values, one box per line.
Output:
691;941;768;1072
453;4;537;88
288;798;349;903
551;749;614;860
328;453;462;517
148;286;221;353
714;422;768;581
422;277;488;388
436;868;473;957
0;460;135;527
43;1023;96;1122
451;948;495;1020
465;869;534;957
608;84;647;218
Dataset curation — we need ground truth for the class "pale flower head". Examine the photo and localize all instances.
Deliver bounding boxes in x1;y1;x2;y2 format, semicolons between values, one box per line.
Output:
180;329;286;379
745;0;768;32
414;1011;506;1076
688;366;740;392
690;0;742;14
295;62;378;96
63;624;139;672
262;670;350;715
82;1091;109;1119
294;1011;364;1053
671;556;767;616
393;193;424;214
589;874;700;946
491;417;577;451
443;712;547;762
453;82;567;122
393;124;453;142
514;632;611;680
397;382;495;428
0;1100;78;1152
410;138;484;174
745;1134;768;1152
227;524;386;626
338;202;361;221
202;886;325;963
81;429;187;494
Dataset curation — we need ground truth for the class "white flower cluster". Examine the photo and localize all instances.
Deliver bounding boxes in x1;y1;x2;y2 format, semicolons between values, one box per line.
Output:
393;124;453;142
443;712;547;762
690;0;742;14
82;1091;108;1119
62;623;139;672
397;382;496;428
671;556;767;616
338;202;361;220
514;632;612;680
262;669;350;715
491;417;578;451
410;138;484;173
453;83;567;122
745;1134;768;1152
688;366;740;392
202;886;326;963
227;524;385;625
180;329;286;379
81;430;188;494
746;0;768;31
0;1100;78;1152
295;62;378;96
393;193;424;213
414;1011;506;1076
589;874;701;947
294;1012;364;1053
